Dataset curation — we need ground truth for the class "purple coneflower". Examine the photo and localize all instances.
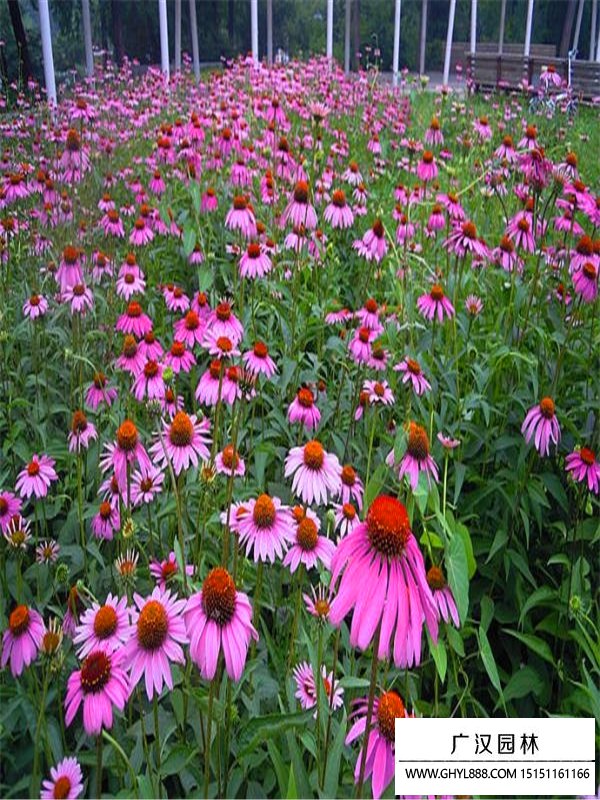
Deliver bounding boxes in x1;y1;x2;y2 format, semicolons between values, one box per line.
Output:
68;410;98;453
237;494;294;563
85;372;118;410
1;604;45;677
293;661;344;712
243;341;277;378
65;648;129;735
215;444;245;478
40;757;84;800
284;506;335;573
284;440;342;506
288;386;321;431
73;593;130;658
427;566;460;626
324;189;354;229
565;447;600;494
394;357;431;396
417;283;455;322
15;453;58;500
23;293;48;320
150;411;211;476
521;397;561;457
0;491;21;533
150;551;194;591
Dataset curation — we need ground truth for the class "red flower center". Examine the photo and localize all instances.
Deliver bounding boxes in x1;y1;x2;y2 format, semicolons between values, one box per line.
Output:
161;561;177;580
580;447;595;465
169;411;194;447
377;691;406;742
216;336;233;353
582;262;597;280
517;218;530;233
117;420;138;451
367;495;411;557
406;358;421;375
341;465;356;487
462;221;477;239
430;284;444;302
297;518;318;550
253;494;276;528
185;310;200;330
332;189;346;208
303;441;324;470
144;360;159;379
93;605;118;639
358;327;371;344
202;567;236;625
171;341;185;357
27;460;40;477
293;181;309;203
407;422;430;460
233;195;247;210
423;150;434;164
373;382;385;398
122;336;138;358
342;503;356;520
539;397;555;419
253;341;268;358
9;605;30;635
0;497;7;514
426;565;446;590
315;598;330;617
365;298;378;313
80;650;111;693
576;236;593;256
216;302;231;321
566;152;577;167
297;387;314;408
124;273;135;284
137;600;168;651
372;219;384;238
52;776;72;799
30;294;40;306
209;360;223;379
247;242;261;258
127;302;142;318
71;410;88;434
99;501;112;520
72;284;85;297
221;445;239;470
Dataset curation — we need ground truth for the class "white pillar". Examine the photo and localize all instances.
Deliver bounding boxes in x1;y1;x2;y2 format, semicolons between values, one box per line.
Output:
524;0;534;57
443;0;457;86
590;0;598;59
597;24;600;59
344;0;351;73
38;0;57;107
175;0;181;70
251;0;259;63
189;0;200;80
158;0;170;79
326;0;334;62
498;0;507;54
267;0;273;64
470;0;477;54
81;0;93;77
419;0;428;74
572;0;585;53
392;0;401;86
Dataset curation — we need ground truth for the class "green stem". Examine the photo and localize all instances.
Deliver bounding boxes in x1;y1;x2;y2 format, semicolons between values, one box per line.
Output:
203;678;216;798
356;622;381;799
30;666;50;797
286;567;304;674
153;694;161;773
96;734;103;798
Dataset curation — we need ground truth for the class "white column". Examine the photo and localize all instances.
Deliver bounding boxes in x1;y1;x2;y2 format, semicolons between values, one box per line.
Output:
267;0;273;64
158;0;170;79
419;0;428;74
189;0;200;80
590;0;598;59
38;0;57;107
392;0;401;86
524;0;534;57
251;0;259;63
81;0;93;77
597;24;600;59
326;0;334;62
470;0;477;54
175;0;181;70
498;0;507;54
572;0;585;53
344;0;351;73
443;0;457;86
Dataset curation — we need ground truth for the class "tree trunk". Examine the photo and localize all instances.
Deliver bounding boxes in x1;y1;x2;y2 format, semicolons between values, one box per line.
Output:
7;0;33;82
111;0;124;65
559;0;577;56
351;0;361;70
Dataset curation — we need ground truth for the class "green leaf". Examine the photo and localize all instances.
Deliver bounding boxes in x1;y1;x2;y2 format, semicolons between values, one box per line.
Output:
518;586;557;626
364;463;387;510
478;627;503;700
502;629;555;665
445;534;469;624
161;744;198;776
501;666;542;704
323;712;348;798
428;634;448;683
286;763;297;800
182;226;196;257
266;741;288;798
238;711;314;758
480;596;494;634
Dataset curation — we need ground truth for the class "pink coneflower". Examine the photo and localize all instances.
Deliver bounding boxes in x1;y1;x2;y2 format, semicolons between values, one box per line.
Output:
324;189;354;229
330;494;438;666
102;209;125;237
150;551;194;591
0;491;22;533
164;340;196;374
303;584;334;621
565;447;600;494
150;411;211;476
116;336;145;376
284;506;335;572
3;514;31;550
237;494;294;563
36;538;60;564
243;341;277;378
293;661;344;712
40;757;84;800
132;359;165;403
388;422;439;491
334;502;360;538
55;246;83;293
185;567;258;681
287;386;321;431
129;216;154;246
65;648;129;735
569;235;597;275
425;117;444;146
540;64;562;87
215;444;245;477
573;261;598;303
506;215;535;253
342;160;364;186
427;566;460;626
364;379;395;407
68;410;98;453
116;301;153;338
349;326;377;365
64;283;94;315
85;371;118;410
427;203;446;233
225;195;257;239
284;440;342;506
521;397;561;457
281;181;317;230
195;360;224;407
23;293;48;320
124;587;188;700
336;464;364;510
201;330;241;360
130;464;165;506
174;309;205;348
138;330;164;362
91;500;120;540
73;594;130;658
116;269;145;299
16;453;58;500
353;219;388;262
417;283;455;322
325;308;353;325
473;115;493;140
99;419;151;494
465;294;483;316
346;691;410;800
1;604;45;676
201;187;218;212
494;134;517;163
163;284;190;313
239;241;273;279
207;301;244;346
417;150;438;182
494;235;521;273
394;357;431;396
438;432;461;450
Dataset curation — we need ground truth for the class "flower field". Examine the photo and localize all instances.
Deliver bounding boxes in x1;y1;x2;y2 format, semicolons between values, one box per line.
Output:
0;56;598;799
